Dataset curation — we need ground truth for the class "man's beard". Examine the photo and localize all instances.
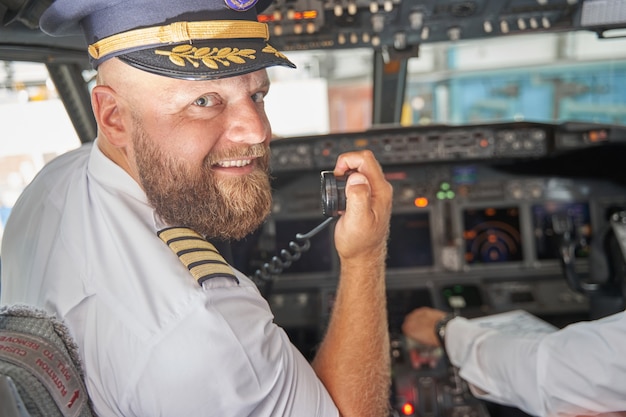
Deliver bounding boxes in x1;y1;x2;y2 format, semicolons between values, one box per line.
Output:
132;125;272;241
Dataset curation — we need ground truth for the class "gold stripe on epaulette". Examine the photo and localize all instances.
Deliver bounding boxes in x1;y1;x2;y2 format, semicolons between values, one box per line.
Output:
188;263;237;282
158;227;204;241
88;20;270;60
157;227;238;286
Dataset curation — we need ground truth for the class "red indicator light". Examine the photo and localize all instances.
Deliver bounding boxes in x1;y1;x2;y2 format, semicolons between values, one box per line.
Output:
261;9;317;21
402;402;415;415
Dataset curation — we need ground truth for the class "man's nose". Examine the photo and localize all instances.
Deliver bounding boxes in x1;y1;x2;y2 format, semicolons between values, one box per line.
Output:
223;101;270;145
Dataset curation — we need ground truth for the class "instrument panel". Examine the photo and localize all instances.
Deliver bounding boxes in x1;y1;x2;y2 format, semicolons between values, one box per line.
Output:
262;0;626;53
231;121;626;416
231;120;626;337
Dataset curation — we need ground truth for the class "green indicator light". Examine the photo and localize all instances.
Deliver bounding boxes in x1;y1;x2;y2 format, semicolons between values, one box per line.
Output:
446;190;455;199
440;182;450;191
437;191;446;200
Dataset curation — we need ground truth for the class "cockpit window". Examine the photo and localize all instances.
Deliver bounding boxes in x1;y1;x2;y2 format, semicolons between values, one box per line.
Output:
0;61;81;240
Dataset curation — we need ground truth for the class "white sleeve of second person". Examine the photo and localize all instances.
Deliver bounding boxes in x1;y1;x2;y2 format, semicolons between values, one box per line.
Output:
444;312;626;417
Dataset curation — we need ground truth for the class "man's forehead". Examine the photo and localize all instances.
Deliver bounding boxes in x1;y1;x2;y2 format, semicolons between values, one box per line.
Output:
157;69;271;93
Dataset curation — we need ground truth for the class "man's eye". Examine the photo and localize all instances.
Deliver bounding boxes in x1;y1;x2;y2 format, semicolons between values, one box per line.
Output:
251;92;266;103
193;95;219;107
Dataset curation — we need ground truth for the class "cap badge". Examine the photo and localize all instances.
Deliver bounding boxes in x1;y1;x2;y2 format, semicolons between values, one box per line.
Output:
224;0;258;12
155;45;257;69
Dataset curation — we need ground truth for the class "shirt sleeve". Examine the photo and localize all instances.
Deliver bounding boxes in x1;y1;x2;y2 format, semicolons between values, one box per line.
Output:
123;285;339;417
445;312;626;416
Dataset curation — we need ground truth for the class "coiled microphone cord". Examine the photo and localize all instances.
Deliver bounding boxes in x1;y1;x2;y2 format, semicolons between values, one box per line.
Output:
251;216;336;297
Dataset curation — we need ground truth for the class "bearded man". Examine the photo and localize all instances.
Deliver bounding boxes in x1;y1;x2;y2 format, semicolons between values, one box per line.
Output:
0;0;393;416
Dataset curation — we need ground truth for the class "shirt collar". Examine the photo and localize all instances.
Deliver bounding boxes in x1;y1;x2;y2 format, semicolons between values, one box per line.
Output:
88;139;167;231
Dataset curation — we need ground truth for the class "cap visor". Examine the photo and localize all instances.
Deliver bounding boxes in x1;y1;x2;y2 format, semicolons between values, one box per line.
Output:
116;39;295;80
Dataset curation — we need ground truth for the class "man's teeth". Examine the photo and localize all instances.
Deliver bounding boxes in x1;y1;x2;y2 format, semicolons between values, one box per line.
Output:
216;159;253;168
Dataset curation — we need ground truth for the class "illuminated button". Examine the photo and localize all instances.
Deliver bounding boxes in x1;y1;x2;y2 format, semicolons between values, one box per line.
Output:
354;138;369;148
500;20;510;33
484;20;493;33
334;4;343;16
414;197;429;208
348;1;357;15
370;2;379;13
421;26;430;40
517;18;526;30
402;402;415;415
530;17;539;29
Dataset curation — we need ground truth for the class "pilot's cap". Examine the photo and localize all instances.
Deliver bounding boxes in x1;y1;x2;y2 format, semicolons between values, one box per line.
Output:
39;0;296;80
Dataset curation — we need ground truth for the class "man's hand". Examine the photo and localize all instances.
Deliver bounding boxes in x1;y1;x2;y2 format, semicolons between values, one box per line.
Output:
402;307;448;346
332;150;392;266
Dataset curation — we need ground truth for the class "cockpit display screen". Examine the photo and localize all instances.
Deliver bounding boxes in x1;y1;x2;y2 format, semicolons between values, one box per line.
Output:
463;206;523;264
532;201;591;260
387;212;434;268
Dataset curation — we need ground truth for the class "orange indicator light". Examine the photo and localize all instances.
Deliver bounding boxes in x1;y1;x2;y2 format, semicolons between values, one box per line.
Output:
354;138;369;148
414;197;429;208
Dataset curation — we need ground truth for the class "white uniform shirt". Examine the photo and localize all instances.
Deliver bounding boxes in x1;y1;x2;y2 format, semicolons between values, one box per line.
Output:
445;313;626;416
0;142;339;417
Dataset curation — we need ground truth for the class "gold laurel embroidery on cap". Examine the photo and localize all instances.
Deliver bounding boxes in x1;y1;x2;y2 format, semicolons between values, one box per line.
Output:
155;45;257;69
262;44;289;60
157;227;238;286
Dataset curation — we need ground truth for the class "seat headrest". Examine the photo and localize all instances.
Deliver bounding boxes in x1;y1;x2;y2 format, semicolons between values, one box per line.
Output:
0;305;95;417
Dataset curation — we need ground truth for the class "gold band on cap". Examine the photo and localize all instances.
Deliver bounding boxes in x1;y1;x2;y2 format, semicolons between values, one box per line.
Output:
88;20;270;60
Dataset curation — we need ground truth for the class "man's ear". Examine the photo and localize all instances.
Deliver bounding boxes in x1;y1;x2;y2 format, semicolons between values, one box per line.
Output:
91;85;129;147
